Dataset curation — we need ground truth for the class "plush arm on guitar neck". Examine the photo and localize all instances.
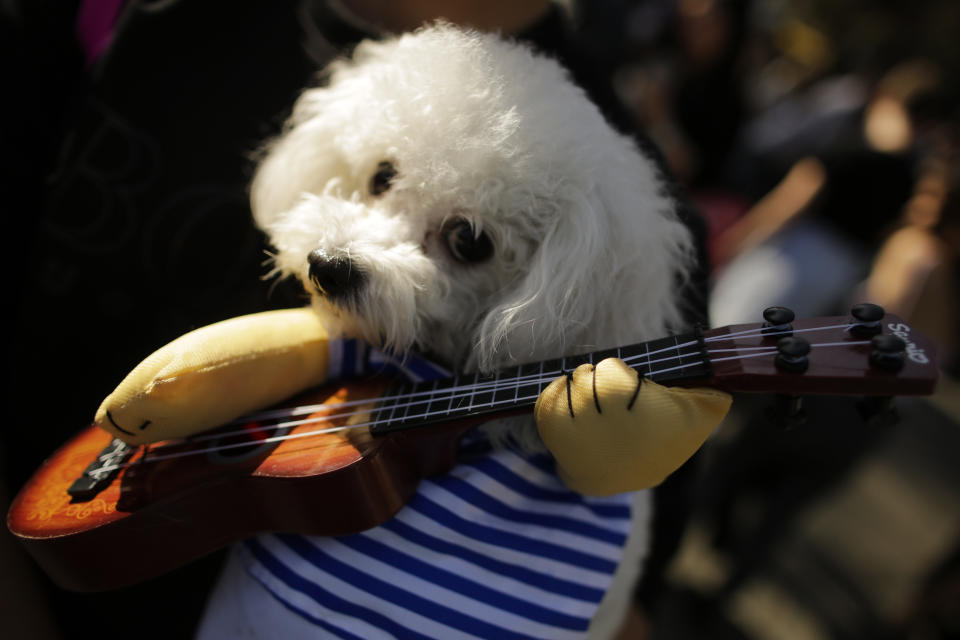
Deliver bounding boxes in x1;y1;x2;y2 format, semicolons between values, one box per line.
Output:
535;358;732;495
95;308;334;445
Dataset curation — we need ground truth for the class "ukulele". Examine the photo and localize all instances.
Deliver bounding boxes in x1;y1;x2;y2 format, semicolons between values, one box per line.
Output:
7;306;939;592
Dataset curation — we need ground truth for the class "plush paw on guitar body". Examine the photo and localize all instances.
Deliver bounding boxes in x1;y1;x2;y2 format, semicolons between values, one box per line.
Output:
535;358;732;495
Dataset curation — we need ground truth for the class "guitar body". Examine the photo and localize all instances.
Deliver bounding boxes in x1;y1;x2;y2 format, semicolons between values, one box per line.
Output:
7;381;474;592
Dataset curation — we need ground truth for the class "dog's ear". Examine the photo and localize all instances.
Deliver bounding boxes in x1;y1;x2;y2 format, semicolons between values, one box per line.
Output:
250;37;406;232
250;85;352;232
473;138;695;371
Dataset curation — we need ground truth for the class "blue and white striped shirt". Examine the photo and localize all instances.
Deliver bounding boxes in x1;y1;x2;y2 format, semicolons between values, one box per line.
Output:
197;340;640;639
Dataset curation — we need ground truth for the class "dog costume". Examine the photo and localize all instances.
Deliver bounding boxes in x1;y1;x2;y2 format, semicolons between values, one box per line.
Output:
93;22;730;640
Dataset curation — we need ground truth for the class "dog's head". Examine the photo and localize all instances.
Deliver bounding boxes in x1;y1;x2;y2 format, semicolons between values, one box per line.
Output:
252;25;694;372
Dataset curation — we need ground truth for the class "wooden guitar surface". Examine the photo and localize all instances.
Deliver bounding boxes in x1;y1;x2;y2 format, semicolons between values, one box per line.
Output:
8;381;472;591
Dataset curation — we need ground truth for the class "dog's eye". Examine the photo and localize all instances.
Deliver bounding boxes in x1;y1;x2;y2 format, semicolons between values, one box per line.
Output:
370;161;397;196
443;220;493;263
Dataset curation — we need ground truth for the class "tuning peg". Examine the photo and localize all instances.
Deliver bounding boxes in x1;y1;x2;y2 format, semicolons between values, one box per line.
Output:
850;303;885;336
869;334;907;372
762;306;795;336
856;396;899;428
775;336;810;372
765;394;807;429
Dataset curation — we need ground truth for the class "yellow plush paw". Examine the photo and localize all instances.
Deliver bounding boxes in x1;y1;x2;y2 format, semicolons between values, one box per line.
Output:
534;358;731;495
95;308;332;445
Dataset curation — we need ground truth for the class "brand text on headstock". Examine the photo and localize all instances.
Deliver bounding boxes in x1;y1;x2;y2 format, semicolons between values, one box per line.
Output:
888;323;930;364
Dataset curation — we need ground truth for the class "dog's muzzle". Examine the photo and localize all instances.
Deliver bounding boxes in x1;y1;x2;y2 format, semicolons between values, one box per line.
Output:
307;249;365;300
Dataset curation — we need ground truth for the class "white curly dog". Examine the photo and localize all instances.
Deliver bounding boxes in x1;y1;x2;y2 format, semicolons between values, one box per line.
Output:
198;24;697;639
252;26;693;373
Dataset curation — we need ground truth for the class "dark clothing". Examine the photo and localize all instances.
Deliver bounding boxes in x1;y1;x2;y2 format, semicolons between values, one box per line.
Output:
737;105;915;253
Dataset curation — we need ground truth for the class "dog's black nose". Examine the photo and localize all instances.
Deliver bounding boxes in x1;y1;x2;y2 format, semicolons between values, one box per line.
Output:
307;249;365;299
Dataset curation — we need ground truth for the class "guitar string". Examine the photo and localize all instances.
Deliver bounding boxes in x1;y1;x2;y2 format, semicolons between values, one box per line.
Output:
133;348;712;452
88;320;869;472
178;341;750;447
224;339;701;423
226;322;859;425
92;340;870;474
707;322;856;342
205;324;861;441
182;347;706;445
179;331;867;446
95;349;724;470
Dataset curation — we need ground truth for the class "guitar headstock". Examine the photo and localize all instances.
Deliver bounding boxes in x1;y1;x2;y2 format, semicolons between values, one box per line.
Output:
702;306;939;397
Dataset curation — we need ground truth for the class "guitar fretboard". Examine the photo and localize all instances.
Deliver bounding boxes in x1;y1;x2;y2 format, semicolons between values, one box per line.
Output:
369;330;711;436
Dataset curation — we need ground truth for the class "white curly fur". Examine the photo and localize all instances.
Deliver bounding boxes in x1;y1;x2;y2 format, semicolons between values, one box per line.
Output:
252;24;695;377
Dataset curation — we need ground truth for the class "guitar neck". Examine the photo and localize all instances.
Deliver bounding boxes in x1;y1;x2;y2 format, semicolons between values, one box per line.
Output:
369;330;713;436
369;314;939;436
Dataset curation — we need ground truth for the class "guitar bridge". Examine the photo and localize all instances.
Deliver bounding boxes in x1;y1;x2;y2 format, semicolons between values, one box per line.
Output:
67;437;136;502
